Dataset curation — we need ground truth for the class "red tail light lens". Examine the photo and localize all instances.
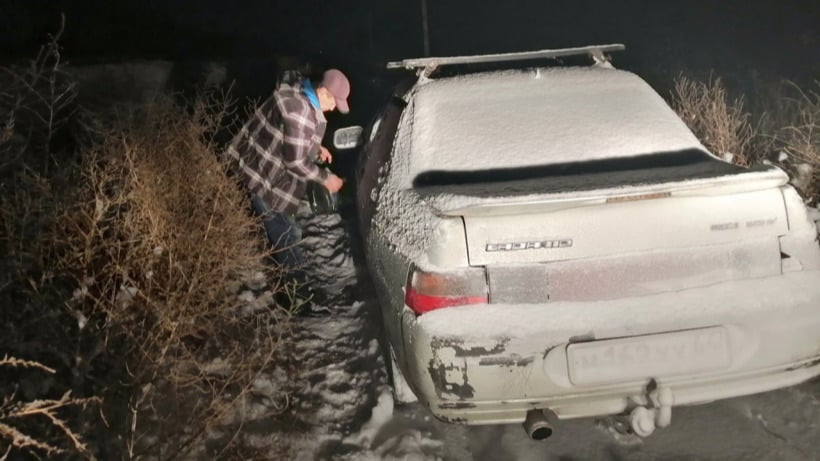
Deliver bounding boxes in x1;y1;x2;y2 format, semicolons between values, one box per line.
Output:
404;265;488;315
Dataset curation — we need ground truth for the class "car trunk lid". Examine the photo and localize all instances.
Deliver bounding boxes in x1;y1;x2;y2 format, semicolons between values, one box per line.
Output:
417;161;790;302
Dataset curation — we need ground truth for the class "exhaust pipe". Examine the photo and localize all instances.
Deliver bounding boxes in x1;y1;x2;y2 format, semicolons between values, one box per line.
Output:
523;409;553;440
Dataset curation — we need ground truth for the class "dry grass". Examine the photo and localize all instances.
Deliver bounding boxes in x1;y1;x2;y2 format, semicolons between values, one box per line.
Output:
671;74;758;166
671;75;819;204
0;356;99;460
0;16;77;178
58;95;271;348
1;30;296;459
772;82;820;202
53;95;294;459
0;23;97;460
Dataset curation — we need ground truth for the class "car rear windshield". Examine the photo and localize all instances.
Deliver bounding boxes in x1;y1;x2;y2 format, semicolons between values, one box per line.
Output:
412;148;766;194
407;68;706;183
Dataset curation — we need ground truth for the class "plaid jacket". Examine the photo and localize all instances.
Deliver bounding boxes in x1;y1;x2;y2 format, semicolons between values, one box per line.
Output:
227;74;327;214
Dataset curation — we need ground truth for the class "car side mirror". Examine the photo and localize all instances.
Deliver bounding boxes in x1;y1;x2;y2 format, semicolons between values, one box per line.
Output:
333;126;363;150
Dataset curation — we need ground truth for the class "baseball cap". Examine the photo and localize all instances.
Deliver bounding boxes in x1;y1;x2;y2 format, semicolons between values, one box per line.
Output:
321;69;351;114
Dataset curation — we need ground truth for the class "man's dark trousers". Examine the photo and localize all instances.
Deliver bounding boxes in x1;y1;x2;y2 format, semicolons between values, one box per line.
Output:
251;194;304;269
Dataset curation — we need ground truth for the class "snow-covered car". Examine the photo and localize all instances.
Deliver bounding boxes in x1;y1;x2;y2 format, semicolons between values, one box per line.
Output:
346;45;820;439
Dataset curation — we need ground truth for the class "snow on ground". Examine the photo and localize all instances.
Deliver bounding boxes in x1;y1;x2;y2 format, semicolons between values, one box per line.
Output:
263;208;456;460
231;205;820;460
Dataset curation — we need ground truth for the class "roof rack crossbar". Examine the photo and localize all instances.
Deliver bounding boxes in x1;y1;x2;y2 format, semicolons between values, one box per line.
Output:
386;43;625;70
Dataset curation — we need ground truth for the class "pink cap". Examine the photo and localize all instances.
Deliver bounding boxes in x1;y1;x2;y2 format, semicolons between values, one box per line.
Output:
321;69;350;114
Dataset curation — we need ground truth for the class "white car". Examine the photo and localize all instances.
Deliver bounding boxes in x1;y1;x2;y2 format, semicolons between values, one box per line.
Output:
345;45;820;439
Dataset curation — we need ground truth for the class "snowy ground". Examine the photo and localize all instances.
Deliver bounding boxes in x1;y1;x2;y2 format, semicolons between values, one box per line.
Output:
235;205;820;460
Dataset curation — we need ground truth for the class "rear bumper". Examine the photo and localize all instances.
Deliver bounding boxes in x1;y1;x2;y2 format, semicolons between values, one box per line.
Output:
399;271;820;425
430;357;820;425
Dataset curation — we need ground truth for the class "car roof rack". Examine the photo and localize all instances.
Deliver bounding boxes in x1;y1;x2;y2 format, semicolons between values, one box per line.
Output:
387;43;625;77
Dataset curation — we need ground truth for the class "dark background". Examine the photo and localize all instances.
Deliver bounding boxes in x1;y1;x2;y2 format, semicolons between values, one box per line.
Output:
3;1;818;74
2;0;818;137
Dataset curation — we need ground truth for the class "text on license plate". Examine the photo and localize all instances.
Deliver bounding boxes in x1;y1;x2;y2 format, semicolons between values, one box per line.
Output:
566;326;731;386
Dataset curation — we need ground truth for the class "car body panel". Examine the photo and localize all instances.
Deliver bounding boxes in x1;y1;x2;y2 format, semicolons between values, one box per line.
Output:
462;187;788;266
356;63;820;426
402;270;820;423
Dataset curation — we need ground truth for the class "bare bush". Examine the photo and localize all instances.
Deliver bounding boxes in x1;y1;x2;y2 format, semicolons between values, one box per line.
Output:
2;29;294;457
0;15;80;313
53;93;292;458
671;75;757;166
0;356;98;459
671;75;819;205
0;21;101;460
0;15;77;177
773;82;820;202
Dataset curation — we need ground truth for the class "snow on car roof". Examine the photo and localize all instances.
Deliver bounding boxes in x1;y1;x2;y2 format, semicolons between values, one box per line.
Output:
409;66;705;179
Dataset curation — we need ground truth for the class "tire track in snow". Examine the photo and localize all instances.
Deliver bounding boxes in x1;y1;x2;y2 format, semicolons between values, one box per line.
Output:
290;207;470;460
286;208;387;457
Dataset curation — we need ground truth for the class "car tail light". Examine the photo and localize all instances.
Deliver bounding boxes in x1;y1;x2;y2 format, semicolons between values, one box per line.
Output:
404;265;488;315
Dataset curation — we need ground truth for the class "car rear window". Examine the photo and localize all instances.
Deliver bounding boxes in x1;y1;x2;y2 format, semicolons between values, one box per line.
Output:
412;148;770;194
408;67;704;181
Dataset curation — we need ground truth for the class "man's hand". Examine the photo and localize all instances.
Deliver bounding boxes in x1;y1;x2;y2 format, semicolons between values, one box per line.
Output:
319;146;333;164
323;173;344;193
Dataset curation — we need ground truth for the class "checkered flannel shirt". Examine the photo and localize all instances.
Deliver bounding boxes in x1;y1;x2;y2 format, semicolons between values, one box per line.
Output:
227;77;328;214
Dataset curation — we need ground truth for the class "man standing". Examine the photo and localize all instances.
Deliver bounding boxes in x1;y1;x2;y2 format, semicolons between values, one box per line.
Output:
227;68;350;269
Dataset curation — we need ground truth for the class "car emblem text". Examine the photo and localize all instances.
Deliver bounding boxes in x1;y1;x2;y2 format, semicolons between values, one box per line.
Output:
485;239;573;252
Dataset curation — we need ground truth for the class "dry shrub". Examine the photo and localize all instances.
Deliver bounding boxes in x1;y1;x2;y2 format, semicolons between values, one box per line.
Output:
772;82;820;202
0;22;102;461
0;19;77;294
2;30;295;458
671;75;758;166
0;356;98;460
671;75;820;205
53;94;292;458
1;20;332;458
0;16;78;178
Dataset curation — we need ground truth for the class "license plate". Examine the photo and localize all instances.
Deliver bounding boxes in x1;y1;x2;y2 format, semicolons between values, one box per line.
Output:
567;327;731;386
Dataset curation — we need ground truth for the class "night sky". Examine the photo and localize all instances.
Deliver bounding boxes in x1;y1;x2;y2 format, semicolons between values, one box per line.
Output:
2;0;818;111
3;2;818;65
